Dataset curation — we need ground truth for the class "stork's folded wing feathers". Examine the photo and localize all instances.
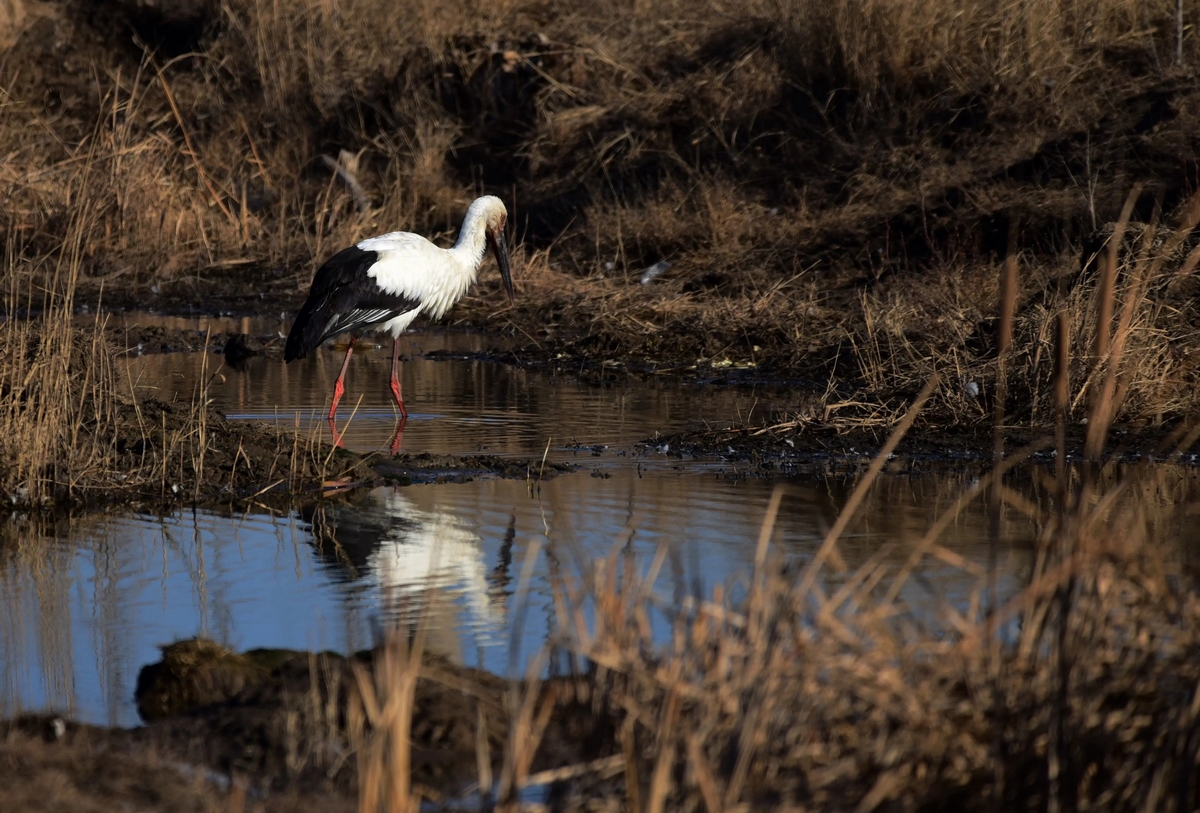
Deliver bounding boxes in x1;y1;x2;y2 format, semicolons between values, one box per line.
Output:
318;308;401;345
284;246;422;361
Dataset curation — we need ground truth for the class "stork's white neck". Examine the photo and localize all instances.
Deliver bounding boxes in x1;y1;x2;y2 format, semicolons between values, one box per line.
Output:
361;195;506;328
449;198;493;273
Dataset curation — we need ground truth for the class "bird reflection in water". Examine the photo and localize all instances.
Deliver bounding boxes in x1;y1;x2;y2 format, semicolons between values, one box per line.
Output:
305;488;515;662
322;403;407;455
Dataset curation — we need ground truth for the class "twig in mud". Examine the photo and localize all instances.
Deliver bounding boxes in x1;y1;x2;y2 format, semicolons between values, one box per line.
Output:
246;478;286;500
538;436;552;483
321;394;364;476
521;754;626;789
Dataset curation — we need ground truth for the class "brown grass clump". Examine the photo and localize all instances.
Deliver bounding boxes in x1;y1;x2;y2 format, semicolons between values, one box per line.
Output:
0;190;127;504
0;216;364;507
336;414;1200;813
333;438;1200;811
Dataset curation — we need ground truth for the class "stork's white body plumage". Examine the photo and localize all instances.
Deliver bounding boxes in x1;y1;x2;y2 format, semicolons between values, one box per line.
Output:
357;200;499;333
284;196;513;448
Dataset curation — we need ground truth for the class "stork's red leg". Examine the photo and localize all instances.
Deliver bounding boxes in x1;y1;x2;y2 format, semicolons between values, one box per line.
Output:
389;336;408;419
388;414;407;456
328;335;358;422
326;415;345;449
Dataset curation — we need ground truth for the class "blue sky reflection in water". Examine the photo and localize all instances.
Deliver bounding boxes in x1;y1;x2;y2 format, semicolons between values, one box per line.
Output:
0;466;1031;727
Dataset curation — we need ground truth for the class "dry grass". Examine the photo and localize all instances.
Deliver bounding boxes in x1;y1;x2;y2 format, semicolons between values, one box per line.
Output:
1;4;1197;802
332;163;1200;812
3;0;1200;428
340;418;1200;811
0;150;143;505
0;201;357;506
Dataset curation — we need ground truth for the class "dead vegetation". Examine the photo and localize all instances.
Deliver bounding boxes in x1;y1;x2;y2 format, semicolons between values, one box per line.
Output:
4;170;1200;808
3;0;1200;430
6;4;1200;808
304;253;1200;811
0;229;374;507
73;411;1200;812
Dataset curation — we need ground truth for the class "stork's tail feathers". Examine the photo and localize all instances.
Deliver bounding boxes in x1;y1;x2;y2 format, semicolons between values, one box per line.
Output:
284;303;326;362
285;245;381;362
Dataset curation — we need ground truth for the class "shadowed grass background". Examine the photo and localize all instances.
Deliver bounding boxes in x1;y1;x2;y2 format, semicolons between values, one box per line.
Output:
2;0;1200;432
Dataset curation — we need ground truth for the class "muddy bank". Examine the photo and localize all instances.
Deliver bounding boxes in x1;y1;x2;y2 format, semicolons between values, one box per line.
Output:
1;389;570;511
372;451;571;484
102;313;1200;471
10;0;1200;437
108;322;236;355
649;420;1200;476
0;717;353;813
5;638;614;809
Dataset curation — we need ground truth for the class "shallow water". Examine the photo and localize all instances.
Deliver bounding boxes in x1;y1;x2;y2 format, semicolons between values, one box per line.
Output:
2;471;1033;727
122;323;796;460
2;317;1198;727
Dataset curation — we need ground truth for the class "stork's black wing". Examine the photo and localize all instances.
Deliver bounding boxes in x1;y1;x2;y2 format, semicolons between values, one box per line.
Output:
284;246;421;361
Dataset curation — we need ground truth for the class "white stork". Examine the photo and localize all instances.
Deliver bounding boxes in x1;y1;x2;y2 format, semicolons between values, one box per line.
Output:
284;196;514;435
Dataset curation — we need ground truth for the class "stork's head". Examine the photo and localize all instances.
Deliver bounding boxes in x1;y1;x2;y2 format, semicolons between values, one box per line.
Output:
478;196;514;303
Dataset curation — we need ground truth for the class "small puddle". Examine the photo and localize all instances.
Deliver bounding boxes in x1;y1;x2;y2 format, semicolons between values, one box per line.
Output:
2;314;1198;726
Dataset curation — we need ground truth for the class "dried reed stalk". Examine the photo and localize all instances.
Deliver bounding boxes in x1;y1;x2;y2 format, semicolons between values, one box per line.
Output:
794;375;938;601
352;629;427;813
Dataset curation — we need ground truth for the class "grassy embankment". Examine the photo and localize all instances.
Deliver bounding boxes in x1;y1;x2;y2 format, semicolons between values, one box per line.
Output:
337;195;1200;811
4;0;1200;435
0;187;367;506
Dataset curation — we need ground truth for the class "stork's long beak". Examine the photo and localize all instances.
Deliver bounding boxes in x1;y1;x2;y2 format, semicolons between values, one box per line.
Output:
488;229;515;303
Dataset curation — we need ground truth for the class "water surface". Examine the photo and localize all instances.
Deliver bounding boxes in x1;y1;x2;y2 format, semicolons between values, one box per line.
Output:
123;325;794;461
2;317;1197;727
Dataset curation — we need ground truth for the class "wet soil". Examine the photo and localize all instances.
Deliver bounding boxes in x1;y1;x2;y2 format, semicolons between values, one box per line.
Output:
104;320;284;361
372;451;572;484
109;323;229;355
4;638;615;810
94;316;1200;486
0;718;354;812
649;421;1200;478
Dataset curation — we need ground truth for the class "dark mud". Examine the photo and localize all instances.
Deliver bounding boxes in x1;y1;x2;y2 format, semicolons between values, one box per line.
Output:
102;313;1200;475
373;452;572;484
0;717;355;812
0;719;285;813
5;638;615;810
107;322;281;358
650;421;1200;476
